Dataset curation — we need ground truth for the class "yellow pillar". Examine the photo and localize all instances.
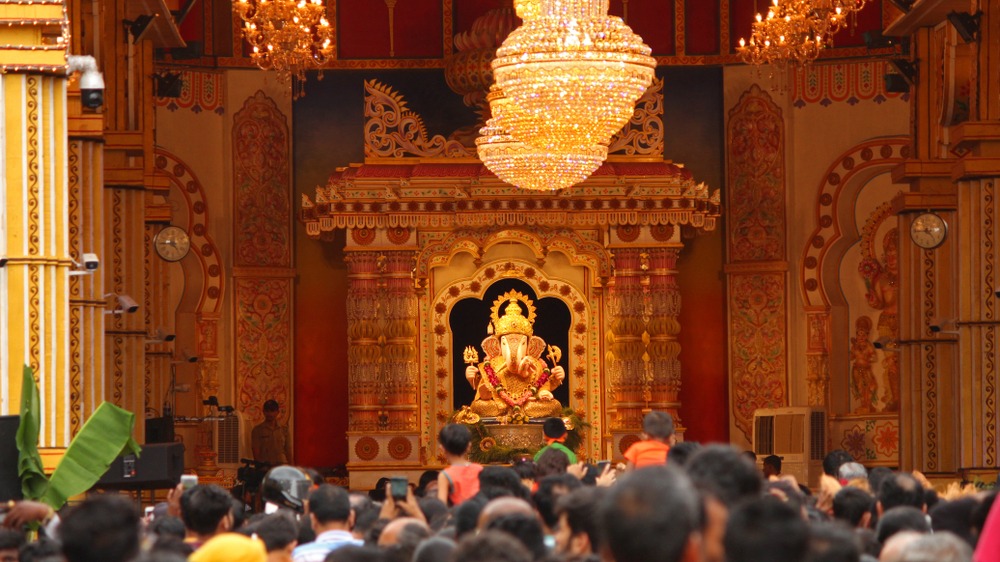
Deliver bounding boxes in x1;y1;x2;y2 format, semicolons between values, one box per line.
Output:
0;1;73;448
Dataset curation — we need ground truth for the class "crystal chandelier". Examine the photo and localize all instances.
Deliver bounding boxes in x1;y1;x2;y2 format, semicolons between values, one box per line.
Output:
477;86;607;191
491;0;656;153
737;0;868;69
234;0;334;98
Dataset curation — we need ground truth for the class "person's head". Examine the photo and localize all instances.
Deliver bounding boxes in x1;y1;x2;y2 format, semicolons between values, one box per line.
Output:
308;484;353;528
453;530;532;562
763;455;783;477
477;497;535;531
534;447;570;479
415;470;439;497
59;494;142;562
378;518;430;562
686;444;763;507
486;513;547;561
352;504;382;540
554;486;605;557
412;537;455;562
928;497;977;547
148;515;187;541
877;473;925;515
600;465;701;562
478;466;528;500
839;462;868;482
875;506;930;545
18;538;62;562
724;495;809;562
454;495;487;539
263;400;280;422
833;487;874;528
668;441;702;467
246;512;298;554
438;423;473;457
416;496;448;531
324;546;386;562
823;450;854;477
642;411;675;440
807;521;861;562
531;473;581;530
180;484;234;538
0;528;25;562
542;418;567;440
511;460;535;485
896;531;972;562
868;466;893;493
879;531;923;562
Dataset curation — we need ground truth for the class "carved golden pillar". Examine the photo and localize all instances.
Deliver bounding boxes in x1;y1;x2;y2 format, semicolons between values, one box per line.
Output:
607;249;646;434
345;251;382;431
0;1;72;449
67;129;107;434
381;251;418;431
646;248;682;425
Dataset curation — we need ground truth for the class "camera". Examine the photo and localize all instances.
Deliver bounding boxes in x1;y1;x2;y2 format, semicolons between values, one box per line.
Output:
82;252;100;270
389;476;409;501
67;55;105;109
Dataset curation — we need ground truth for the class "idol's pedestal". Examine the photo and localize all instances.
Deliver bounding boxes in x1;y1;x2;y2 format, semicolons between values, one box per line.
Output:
483;422;545;452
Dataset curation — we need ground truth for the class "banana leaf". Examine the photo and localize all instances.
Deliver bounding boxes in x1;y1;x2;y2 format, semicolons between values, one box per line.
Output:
16;365;48;500
41;402;141;508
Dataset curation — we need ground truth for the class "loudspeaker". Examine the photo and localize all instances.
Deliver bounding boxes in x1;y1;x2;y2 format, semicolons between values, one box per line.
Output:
0;416;22;501
145;416;175;444
96;442;185;490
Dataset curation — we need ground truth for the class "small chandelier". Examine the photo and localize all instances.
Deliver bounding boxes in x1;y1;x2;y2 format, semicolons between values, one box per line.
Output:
491;0;656;153
737;0;829;68
477;86;607;191
234;0;334;98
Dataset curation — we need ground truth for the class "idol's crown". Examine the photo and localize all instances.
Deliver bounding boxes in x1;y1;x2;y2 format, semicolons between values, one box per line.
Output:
493;298;533;337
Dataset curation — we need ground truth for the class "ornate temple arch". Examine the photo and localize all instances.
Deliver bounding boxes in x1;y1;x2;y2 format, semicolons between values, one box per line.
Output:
423;256;603;462
414;226;613;287
798;136;910;465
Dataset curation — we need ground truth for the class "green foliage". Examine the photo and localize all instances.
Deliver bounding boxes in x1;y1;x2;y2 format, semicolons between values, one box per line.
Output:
457;408;590;464
16;365;141;509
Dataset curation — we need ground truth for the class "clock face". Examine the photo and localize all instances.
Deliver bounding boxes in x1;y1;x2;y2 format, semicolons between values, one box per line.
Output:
154;226;191;262
910;212;947;249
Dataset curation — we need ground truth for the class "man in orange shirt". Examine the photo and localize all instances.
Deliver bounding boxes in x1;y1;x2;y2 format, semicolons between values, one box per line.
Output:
623;411;675;470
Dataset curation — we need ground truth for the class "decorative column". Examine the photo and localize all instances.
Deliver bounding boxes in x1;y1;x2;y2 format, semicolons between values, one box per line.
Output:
645;248;682;426
67;105;107;434
381;251;418;431
0;1;73;453
345;251;382;432
607;249;647;441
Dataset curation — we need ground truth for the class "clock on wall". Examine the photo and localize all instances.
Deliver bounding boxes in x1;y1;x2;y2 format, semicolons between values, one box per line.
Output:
153;225;191;262
909;212;948;250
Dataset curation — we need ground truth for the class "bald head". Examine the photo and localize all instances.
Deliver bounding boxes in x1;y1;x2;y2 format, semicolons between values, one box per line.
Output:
477;497;535;530
377;517;430;547
880;531;922;562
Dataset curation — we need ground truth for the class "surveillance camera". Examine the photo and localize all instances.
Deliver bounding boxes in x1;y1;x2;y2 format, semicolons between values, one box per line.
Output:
67;56;105;109
82;252;100;270
0;257;7;267
116;294;139;313
873;337;894;350
182;350;199;363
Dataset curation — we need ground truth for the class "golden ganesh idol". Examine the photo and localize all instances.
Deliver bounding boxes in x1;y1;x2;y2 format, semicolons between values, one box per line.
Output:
464;290;565;419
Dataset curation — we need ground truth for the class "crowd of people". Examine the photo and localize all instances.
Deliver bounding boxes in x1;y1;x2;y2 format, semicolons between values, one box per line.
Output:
2;412;999;562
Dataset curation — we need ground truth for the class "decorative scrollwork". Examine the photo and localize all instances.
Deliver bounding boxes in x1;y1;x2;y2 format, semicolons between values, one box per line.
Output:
364;80;474;159
607;77;664;156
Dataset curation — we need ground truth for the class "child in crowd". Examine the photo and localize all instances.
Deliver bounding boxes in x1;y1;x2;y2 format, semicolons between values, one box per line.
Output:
533;418;578;464
436;423;484;507
623;411;675;470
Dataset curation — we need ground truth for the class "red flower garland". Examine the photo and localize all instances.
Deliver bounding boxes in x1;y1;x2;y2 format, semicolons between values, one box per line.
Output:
484;363;551;408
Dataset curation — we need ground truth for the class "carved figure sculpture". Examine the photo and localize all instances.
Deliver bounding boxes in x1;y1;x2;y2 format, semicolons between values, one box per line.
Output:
860;228;900;411
850;315;879;414
464;290;565;420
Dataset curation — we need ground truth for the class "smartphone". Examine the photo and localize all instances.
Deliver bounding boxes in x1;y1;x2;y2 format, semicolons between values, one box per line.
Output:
597;460;611;471
389;476;408;501
181;474;198;490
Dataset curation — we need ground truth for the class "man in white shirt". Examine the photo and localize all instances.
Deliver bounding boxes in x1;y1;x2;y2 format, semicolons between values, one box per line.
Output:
292;485;362;562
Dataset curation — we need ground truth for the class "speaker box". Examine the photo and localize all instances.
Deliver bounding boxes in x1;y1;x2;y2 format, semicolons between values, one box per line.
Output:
96;442;185;490
145;416;175;444
0;416;22;501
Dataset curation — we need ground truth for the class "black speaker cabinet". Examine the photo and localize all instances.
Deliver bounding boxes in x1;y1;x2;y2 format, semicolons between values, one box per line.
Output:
145;416;175;444
96;442;185;490
0;416;22;501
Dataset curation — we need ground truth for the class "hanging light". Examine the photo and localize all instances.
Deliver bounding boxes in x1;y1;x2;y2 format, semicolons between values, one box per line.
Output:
234;0;334;98
477;86;607;192
491;0;656;152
